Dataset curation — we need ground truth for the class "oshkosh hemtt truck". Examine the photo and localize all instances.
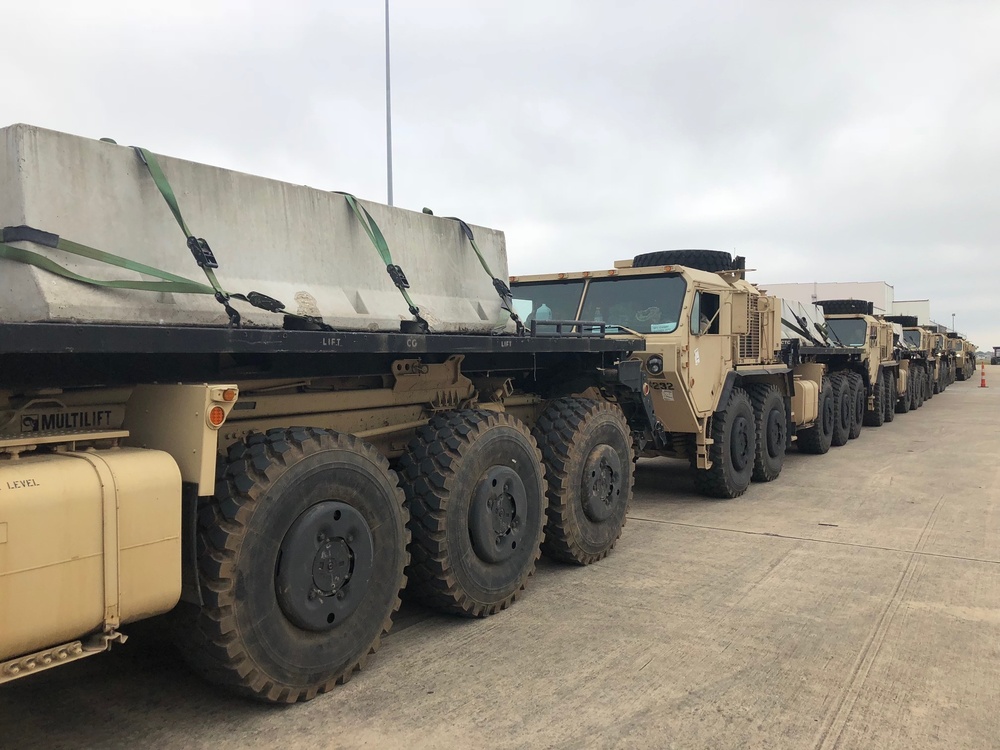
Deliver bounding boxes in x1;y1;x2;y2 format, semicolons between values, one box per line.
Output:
923;325;955;393
512;250;842;500
807;300;912;424
951;334;978;381
884;316;951;402
0;125;654;702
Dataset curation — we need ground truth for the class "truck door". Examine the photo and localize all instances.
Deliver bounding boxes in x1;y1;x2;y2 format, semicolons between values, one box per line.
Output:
686;290;732;415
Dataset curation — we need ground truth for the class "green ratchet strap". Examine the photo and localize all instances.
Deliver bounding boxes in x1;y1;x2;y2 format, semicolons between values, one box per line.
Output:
0;225;216;294
336;192;429;332
133;146;243;325
445;216;525;335
133;147;332;331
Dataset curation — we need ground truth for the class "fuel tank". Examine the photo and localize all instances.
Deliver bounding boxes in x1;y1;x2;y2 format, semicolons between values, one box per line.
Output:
0;447;182;661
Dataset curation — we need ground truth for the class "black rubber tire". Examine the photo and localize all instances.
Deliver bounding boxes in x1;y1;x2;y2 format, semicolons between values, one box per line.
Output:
399;410;546;617
632;249;735;272
847;372;865;439
830;374;851;446
531;398;634;565
908;368;919;410
883;370;896;423
746;383;786;482
693;387;756;498
924;367;934;401
914;369;925;408
798;377;834;454
895;370;911;414
171;428;409;703
863;370;885;427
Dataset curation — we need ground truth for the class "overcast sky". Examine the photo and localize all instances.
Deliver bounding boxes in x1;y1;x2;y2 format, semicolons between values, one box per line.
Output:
6;1;999;348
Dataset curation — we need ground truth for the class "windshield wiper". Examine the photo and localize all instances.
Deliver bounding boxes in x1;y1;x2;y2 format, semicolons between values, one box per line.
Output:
823;323;847;347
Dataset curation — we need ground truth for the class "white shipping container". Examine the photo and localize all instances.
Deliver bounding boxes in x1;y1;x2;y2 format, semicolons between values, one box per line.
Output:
892;299;932;325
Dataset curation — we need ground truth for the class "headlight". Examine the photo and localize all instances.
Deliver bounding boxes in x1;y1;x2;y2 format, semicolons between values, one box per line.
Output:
646;355;664;376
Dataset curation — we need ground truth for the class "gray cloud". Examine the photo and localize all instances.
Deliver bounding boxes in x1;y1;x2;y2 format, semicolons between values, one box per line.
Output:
4;1;999;345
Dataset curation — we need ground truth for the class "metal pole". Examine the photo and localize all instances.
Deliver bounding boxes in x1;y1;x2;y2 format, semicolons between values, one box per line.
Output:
385;0;394;206
952;313;956;331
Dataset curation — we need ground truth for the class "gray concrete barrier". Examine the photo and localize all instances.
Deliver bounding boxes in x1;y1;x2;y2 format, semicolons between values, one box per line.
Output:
0;124;510;332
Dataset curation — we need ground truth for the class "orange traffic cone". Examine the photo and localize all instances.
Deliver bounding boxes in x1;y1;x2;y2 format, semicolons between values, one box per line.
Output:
981;362;988;388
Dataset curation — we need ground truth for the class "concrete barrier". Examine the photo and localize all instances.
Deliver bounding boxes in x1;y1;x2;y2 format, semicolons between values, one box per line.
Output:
0;124;511;332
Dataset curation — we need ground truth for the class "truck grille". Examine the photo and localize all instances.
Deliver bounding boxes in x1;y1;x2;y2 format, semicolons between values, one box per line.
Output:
738;296;761;362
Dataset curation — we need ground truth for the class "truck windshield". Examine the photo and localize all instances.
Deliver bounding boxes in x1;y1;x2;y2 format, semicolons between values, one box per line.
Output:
579;274;687;334
903;330;922;348
512;280;585;325
826;319;867;347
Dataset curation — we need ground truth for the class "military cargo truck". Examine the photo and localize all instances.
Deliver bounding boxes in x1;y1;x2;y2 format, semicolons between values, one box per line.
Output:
883;315;938;408
920;325;953;395
512;250;841;501
992;347;1000;366
806;300;907;425
951;333;978;380
0;128;655;703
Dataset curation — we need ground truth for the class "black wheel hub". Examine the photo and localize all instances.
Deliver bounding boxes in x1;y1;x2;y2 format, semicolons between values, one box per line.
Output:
469;465;526;563
766;409;785;458
823;397;835;434
275;501;374;632
731;415;752;471
581;444;623;523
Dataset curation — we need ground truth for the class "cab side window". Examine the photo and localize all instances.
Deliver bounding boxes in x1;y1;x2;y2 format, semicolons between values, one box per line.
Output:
689;292;701;335
691;291;721;335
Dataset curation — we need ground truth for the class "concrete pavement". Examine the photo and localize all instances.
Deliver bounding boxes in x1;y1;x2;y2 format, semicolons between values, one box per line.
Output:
2;368;998;749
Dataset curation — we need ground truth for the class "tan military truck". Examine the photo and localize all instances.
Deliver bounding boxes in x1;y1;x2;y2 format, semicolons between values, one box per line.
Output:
883;315;937;409
920;326;952;396
951;333;978;380
992;347;1000;366
809;300;908;424
0;128;656;703
924;326;955;392
512;249;839;501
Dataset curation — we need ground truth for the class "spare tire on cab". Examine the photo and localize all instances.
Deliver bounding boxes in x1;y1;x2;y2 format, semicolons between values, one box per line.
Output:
633;249;745;273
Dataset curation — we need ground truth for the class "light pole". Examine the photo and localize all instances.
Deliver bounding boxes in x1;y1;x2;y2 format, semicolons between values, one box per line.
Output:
385;0;393;206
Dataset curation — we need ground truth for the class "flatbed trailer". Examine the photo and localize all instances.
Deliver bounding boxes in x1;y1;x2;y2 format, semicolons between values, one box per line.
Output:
0;320;651;703
0;321;636;384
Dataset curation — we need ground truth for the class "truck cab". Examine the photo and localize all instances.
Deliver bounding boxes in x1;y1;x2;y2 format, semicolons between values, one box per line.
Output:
821;308;896;391
514;250;827;500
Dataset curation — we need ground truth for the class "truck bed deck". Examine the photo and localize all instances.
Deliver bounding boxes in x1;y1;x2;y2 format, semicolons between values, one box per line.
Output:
0;321;640;356
0;321;644;387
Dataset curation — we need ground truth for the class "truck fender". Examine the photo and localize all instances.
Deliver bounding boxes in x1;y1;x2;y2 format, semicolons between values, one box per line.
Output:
180;482;203;606
717;371;740;410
